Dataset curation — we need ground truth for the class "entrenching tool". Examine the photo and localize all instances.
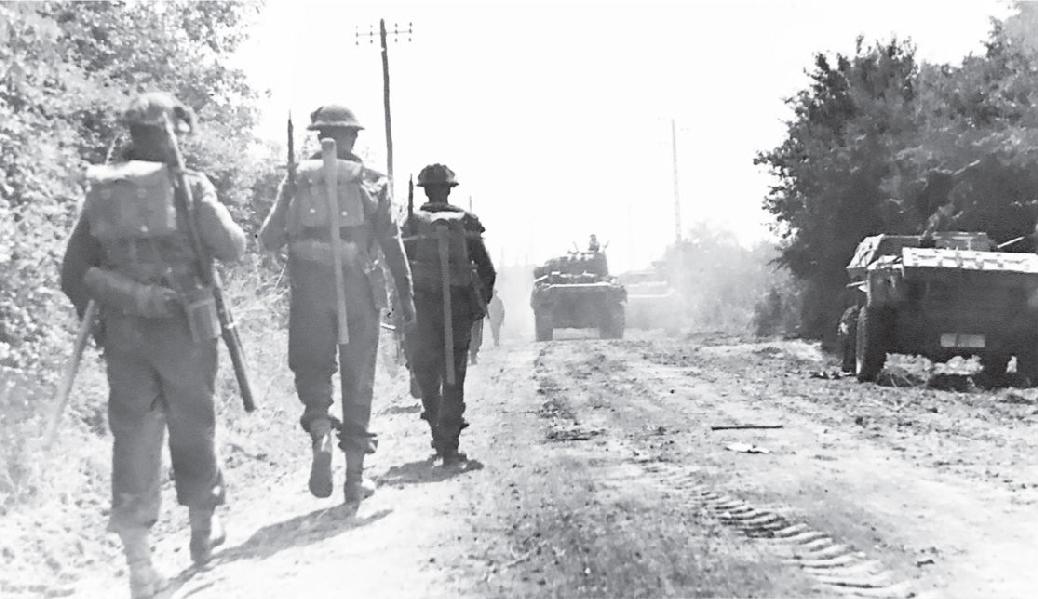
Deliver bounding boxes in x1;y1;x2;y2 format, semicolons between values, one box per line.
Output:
322;138;350;347
437;223;456;385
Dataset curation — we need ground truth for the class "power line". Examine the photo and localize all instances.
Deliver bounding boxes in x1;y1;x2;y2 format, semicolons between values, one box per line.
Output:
356;19;413;199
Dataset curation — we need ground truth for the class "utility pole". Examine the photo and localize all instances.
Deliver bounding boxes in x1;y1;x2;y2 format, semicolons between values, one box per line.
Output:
356;19;413;198
671;118;681;244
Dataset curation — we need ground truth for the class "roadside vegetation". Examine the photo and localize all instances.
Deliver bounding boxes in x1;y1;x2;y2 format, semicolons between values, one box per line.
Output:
3;0;1038;590
757;4;1038;344
0;2;286;587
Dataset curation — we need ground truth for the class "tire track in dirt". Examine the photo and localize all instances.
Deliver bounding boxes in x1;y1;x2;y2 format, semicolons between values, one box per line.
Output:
537;340;917;598
604;335;1038;598
648;464;915;598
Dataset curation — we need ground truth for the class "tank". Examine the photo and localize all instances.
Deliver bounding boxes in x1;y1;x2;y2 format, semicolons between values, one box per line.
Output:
839;231;1038;382
530;249;627;341
619;262;681;331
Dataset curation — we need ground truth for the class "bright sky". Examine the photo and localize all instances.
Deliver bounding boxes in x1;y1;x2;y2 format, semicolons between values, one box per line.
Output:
235;0;1012;273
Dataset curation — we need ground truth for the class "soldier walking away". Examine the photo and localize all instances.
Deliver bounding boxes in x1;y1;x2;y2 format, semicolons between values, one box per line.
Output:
403;164;496;465
259;105;415;504
59;93;245;598
469;318;484;364
487;291;505;347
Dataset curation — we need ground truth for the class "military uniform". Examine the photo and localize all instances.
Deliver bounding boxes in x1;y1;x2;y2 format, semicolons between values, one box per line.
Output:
403;164;495;462
60;93;244;598
258;105;413;501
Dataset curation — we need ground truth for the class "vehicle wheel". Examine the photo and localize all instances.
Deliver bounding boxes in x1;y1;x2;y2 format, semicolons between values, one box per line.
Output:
838;306;860;374
535;309;553;342
600;304;625;339
980;353;1010;378
855;306;891;382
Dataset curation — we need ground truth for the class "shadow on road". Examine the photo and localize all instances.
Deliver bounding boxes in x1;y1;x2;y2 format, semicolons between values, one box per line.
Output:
378;457;485;487
211;504;392;564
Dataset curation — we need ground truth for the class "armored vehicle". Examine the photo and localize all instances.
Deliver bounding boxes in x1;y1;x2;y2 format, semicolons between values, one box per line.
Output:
619;263;681;331
530;249;626;341
840;231;1038;382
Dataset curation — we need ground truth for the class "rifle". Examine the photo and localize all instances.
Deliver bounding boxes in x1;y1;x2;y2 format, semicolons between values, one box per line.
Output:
322;138;350;346
45;300;99;448
162;116;256;412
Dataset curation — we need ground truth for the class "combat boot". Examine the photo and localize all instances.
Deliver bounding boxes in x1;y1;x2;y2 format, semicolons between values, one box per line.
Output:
441;449;469;467
119;528;166;599
308;416;335;498
188;506;226;566
343;450;376;504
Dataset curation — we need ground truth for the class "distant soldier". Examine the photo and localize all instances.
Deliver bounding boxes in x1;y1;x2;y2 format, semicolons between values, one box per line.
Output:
403;164;495;464
259;105;414;503
487;291;505;347
588;233;601;253
60;92;245;598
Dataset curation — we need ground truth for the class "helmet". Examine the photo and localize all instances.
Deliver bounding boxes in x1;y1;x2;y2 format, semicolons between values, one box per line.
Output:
416;163;459;187
122;92;195;133
307;105;364;131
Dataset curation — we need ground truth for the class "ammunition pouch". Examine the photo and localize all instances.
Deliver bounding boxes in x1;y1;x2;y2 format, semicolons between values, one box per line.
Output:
289;238;387;310
410;261;475;292
288;238;360;265
84;267;178;319
182;286;220;343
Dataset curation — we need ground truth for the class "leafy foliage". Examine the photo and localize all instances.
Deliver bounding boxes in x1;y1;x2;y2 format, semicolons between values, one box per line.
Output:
757;5;1038;342
0;1;272;371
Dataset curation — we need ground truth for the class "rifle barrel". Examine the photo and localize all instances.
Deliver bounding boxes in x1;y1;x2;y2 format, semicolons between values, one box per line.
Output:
163;117;256;412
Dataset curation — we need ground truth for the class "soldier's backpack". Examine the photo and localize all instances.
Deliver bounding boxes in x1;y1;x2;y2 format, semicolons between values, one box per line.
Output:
82;161;219;339
285;159;368;236
84;160;177;242
406;209;478;292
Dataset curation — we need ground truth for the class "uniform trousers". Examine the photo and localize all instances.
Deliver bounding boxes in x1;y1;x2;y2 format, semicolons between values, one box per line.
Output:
411;287;477;453
288;257;380;454
104;312;224;533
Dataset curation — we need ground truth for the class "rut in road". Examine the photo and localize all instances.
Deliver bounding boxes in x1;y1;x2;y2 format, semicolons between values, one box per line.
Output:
645;463;915;599
534;338;917;599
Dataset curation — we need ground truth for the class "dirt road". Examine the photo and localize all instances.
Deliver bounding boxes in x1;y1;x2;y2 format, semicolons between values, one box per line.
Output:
22;331;1038;597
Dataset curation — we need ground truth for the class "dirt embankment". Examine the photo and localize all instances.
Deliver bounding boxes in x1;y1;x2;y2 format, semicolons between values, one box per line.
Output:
6;331;1038;598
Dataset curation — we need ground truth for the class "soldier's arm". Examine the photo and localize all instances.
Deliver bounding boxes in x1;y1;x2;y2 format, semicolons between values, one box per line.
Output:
258;176;292;252
371;184;415;320
192;174;246;263
467;216;496;301
60;215;103;318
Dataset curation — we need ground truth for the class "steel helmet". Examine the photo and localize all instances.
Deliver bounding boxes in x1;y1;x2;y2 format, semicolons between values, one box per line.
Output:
122;92;195;133
307;104;364;131
416;163;459;187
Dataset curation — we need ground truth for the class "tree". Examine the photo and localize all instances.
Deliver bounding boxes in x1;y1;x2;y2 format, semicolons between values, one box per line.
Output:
756;38;919;342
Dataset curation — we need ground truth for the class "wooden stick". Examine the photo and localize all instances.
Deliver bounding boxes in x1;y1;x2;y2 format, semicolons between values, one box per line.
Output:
438;224;456;385
322;139;349;346
710;424;784;431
